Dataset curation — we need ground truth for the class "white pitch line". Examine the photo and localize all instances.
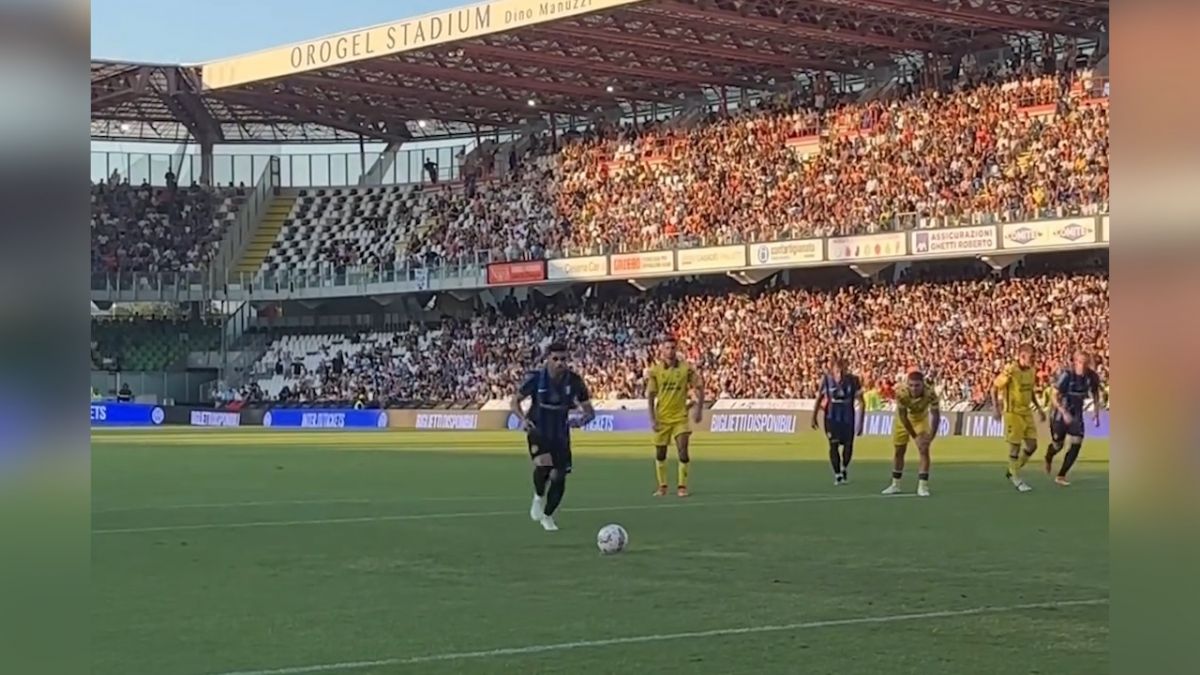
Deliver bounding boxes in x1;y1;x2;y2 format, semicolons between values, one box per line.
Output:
91;493;904;535
93;499;373;514
93;495;532;514
211;598;1108;675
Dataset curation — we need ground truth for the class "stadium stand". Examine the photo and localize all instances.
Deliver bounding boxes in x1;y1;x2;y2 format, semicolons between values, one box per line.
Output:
247;255;1108;408
91;317;222;371
244;68;1107;275
91;180;246;274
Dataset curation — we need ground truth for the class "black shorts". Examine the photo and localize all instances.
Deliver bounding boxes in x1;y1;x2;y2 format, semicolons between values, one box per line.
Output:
1050;414;1085;442
528;432;572;473
825;419;855;445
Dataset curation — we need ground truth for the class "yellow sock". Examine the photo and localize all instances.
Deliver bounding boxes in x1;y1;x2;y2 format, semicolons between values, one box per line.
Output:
678;461;689;488
655;460;668;488
1008;455;1022;478
1017;450;1031;469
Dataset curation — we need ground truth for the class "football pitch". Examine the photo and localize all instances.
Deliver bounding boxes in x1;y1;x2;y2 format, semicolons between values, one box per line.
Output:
92;430;1109;675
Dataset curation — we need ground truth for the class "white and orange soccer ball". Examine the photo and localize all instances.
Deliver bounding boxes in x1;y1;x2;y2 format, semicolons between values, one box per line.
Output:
596;523;628;555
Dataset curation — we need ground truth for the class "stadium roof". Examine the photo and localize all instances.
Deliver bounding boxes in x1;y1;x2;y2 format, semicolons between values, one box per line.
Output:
91;0;1109;145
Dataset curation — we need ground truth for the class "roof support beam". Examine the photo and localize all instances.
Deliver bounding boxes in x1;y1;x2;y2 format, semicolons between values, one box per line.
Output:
659;0;941;52
535;26;859;73
465;43;760;90
356;57;678;105
290;71;582;116
817;0;1091;35
215;91;409;143
161;68;226;143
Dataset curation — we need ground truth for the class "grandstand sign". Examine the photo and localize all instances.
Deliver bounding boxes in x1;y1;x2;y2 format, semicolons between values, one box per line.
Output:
1101;215;1110;242
1001;218;1099;250
547;256;608;280
749;240;823;267
677;245;747;272
487;260;546;285
202;0;643;89
827;232;907;262
910;226;997;256
610;250;675;278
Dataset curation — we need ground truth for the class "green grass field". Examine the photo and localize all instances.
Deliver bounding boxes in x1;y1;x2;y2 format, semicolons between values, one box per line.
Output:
92;430;1109;675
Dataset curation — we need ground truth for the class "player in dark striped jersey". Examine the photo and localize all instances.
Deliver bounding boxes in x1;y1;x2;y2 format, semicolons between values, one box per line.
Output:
811;357;865;485
1045;350;1103;486
510;342;595;531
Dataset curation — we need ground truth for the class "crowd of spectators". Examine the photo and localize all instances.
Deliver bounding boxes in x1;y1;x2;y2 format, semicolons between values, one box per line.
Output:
251;257;1108;407
91;174;245;275
374;65;1109;269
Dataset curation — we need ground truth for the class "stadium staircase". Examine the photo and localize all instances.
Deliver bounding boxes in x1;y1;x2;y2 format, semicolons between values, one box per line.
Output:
233;193;296;278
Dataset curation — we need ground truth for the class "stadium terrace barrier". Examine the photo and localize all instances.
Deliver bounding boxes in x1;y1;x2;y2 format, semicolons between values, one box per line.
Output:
91;214;1110;304
90;404;1112;439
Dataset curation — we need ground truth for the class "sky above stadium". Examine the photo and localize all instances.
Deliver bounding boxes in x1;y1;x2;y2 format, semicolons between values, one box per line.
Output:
92;0;463;63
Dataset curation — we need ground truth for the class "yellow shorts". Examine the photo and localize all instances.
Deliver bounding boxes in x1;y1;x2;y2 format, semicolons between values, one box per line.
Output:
1004;411;1038;445
892;415;931;447
653;420;691;447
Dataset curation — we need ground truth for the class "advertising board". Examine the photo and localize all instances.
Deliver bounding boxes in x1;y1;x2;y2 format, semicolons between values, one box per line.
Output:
910;226;997;256
676;245;747;272
90;402;165;427
827;233;907;261
749;239;823;267
609;250;675;277
262;408;389;429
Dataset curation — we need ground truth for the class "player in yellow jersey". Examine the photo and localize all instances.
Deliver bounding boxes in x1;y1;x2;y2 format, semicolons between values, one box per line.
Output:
882;371;940;497
646;338;703;497
993;343;1047;492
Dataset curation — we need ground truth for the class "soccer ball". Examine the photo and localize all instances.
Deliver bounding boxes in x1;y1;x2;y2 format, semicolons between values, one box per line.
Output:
596;523;628;555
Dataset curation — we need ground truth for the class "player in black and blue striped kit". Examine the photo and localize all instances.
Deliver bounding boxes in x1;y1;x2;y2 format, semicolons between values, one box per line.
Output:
510;342;595;531
1045;350;1102;486
810;357;865;485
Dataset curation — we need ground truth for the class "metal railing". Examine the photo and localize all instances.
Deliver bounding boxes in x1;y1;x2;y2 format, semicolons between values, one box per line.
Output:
90;206;1109;299
91;145;470;189
213;157;279;281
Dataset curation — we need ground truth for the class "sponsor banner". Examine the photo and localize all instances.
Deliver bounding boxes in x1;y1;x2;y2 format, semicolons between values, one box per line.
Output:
414;412;480;430
506;410;652;432
910;226;998;256
190;410;242;427
750;239;823;267
262;408;389;429
610;250;675;277
413;267;429;291
1001;218;1099;250
387;409;507;429
960;411;1110;439
202;0;643;89
592;399;649;411
708;412;798;434
711;399;817;411
860;412;954;438
1101;215;1110;242
676;245;747;272
90;402;165;427
547;256;609;280
827;232;907;262
487;260;546;285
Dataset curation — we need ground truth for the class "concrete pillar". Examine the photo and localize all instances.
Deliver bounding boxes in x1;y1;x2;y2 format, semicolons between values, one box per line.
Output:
199;139;214;187
359;141;404;186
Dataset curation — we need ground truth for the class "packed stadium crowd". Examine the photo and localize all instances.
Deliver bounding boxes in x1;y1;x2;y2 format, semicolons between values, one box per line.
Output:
90;176;244;275
90;64;1107;280
251;258;1108;407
